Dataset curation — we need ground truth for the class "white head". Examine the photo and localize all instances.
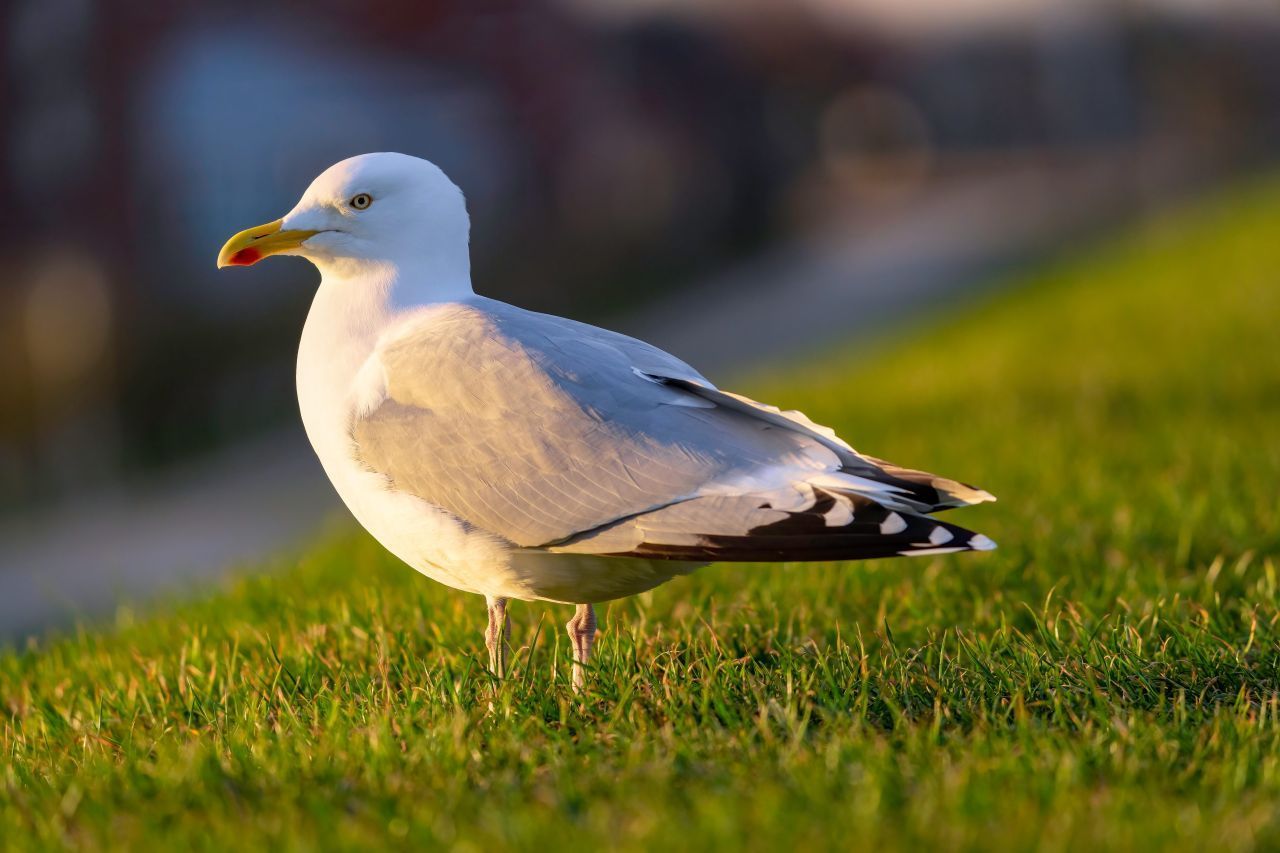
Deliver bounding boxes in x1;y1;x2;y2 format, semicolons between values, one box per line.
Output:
218;153;472;288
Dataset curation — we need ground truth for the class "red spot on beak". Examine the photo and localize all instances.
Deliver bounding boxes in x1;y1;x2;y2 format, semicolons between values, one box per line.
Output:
228;247;262;266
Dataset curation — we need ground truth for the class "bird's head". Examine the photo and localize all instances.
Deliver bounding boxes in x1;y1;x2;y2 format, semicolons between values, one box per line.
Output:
218;152;471;281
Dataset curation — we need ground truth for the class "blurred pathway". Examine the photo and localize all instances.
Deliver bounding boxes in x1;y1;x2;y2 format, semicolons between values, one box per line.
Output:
618;152;1177;374
0;428;334;640
0;149;1206;641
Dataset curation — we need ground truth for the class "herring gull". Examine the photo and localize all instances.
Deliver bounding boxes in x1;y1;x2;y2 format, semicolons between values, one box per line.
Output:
218;152;996;690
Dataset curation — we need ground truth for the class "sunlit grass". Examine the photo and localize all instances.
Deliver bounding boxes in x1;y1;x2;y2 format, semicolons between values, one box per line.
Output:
3;175;1280;850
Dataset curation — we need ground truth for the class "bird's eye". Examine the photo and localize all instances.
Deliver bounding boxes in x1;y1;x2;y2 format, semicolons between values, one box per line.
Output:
350;193;373;210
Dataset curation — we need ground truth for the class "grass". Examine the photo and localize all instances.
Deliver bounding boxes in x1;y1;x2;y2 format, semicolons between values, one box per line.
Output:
4;175;1280;852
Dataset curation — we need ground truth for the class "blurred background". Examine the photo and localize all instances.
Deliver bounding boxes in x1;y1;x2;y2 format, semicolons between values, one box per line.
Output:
2;0;1279;639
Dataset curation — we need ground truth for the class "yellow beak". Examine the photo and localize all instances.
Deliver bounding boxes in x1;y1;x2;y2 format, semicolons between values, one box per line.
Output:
217;219;320;268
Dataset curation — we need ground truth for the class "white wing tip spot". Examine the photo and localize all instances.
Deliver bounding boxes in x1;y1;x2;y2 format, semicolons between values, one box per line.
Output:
880;512;907;535
969;534;997;551
822;493;855;527
928;526;954;546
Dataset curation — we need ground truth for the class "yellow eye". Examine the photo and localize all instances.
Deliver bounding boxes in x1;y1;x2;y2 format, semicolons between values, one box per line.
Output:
350;193;372;210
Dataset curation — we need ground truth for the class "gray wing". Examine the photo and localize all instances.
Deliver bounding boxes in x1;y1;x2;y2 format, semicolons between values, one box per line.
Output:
352;298;995;557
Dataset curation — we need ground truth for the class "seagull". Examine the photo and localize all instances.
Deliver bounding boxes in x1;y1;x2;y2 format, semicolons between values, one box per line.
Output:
218;152;996;690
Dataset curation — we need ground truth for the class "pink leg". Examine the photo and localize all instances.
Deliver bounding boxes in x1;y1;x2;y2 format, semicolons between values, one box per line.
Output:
565;603;597;692
485;596;511;678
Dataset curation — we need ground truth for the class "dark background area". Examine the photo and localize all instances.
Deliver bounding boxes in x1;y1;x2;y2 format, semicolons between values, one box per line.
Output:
2;0;1279;514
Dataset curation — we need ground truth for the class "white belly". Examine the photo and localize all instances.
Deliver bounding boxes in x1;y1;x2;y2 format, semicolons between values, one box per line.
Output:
297;353;527;596
312;441;700;602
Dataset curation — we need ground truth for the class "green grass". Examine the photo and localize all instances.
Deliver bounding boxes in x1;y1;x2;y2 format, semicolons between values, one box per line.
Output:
4;176;1280;852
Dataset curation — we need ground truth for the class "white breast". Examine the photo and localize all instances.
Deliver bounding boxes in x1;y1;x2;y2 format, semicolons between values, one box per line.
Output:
295;276;532;599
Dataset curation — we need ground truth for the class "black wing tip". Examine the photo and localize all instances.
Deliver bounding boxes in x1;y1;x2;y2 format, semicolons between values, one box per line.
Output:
897;531;998;558
606;505;999;563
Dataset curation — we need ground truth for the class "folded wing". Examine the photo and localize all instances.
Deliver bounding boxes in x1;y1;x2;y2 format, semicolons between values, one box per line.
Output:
350;297;995;559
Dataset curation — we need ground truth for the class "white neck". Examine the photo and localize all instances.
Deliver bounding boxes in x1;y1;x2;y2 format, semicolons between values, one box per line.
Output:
312;256;474;316
297;255;475;411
